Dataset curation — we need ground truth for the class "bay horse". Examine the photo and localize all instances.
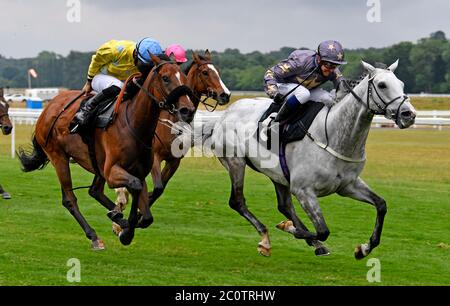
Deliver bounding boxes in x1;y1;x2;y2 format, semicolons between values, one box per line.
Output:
0;88;13;199
201;60;416;258
113;51;230;232
17;54;195;250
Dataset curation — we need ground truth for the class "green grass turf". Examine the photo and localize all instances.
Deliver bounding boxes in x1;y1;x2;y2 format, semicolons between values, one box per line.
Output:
0;128;448;285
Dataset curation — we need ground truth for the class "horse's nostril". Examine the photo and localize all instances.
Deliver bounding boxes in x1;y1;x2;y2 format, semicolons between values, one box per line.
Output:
219;92;230;102
401;111;413;118
179;107;189;115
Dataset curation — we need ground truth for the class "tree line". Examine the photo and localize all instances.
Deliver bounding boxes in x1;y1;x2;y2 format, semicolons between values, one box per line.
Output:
0;31;449;93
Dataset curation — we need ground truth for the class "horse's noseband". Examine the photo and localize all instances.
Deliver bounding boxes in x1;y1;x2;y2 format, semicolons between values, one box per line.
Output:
344;74;408;119
133;61;192;114
367;76;409;118
163;85;193;114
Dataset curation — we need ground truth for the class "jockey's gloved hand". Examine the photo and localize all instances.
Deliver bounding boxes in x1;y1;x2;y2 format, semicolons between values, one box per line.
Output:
273;93;284;104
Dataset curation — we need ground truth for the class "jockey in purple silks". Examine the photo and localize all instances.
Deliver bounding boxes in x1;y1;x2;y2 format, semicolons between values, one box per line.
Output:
264;40;348;123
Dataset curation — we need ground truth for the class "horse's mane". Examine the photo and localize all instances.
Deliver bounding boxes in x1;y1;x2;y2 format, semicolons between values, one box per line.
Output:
336;62;387;102
184;54;208;75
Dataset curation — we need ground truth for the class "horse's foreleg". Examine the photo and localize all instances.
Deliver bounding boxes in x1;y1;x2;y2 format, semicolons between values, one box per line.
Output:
52;158;104;250
136;181;153;229
149;158;181;207
292;188;330;242
337;177;387;259
112;187;129;235
88;175;129;231
220;157;271;257
105;164;141;245
148;157;164;207
272;181;330;256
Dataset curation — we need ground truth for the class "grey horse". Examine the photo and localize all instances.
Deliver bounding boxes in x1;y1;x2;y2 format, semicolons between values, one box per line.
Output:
201;60;416;259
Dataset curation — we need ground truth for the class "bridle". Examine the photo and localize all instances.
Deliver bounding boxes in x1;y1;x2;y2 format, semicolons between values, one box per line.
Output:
192;61;222;112
126;60;193;150
303;70;409;163
133;61;193;115
343;71;409;122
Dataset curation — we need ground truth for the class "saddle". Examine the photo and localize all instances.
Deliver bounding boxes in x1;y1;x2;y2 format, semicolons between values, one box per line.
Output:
257;101;325;181
74;78;142;175
258;101;324;146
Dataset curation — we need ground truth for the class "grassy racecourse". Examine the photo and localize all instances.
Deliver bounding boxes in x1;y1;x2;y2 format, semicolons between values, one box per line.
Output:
0;122;449;285
0;126;450;286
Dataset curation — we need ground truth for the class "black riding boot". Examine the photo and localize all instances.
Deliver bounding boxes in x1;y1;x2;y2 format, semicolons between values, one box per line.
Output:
273;95;303;123
71;85;121;132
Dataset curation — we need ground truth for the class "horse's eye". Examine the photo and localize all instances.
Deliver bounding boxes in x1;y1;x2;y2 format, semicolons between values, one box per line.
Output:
202;70;209;76
162;75;170;82
378;82;387;89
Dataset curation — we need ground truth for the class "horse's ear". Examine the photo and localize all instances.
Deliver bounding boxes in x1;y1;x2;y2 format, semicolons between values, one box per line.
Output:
192;51;201;64
388;59;399;72
361;60;376;74
168;52;177;63
148;51;161;65
204;49;212;61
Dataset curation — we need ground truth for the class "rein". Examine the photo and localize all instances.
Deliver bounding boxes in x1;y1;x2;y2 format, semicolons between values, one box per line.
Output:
124;61;193;151
308;73;408;163
46;91;86;146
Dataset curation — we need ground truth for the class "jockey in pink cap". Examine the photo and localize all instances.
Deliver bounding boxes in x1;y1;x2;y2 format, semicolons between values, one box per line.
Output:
165;44;188;64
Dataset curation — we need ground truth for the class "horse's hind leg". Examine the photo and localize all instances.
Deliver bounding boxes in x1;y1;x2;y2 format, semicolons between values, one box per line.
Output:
337;177;387;259
52;157;104;250
272;181;330;256
219;157;271;257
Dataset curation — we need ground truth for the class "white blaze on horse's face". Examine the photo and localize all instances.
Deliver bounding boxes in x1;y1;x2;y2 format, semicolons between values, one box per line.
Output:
363;60;416;129
175;72;181;84
208;64;231;96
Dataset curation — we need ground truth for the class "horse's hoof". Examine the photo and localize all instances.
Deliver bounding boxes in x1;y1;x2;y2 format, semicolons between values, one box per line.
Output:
92;239;105;251
276;220;293;232
354;244;369;260
2;192;11;200
119;229;134;246
257;244;271;257
112;222;123;236
315;246;330;257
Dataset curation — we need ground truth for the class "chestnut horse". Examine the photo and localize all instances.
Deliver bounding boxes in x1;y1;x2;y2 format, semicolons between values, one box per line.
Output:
0;88;13;199
113;51;230;231
18;54;195;249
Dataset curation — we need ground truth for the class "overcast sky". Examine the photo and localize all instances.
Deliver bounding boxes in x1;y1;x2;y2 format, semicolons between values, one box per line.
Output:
0;0;449;58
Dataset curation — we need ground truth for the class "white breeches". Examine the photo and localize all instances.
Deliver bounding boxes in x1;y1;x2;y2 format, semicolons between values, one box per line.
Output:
277;83;334;105
91;74;124;93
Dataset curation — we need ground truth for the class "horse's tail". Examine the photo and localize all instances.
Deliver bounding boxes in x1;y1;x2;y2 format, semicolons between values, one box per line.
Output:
17;136;49;172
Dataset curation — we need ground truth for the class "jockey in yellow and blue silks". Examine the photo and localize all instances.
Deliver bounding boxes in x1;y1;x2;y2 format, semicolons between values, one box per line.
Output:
71;38;163;131
264;40;347;123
